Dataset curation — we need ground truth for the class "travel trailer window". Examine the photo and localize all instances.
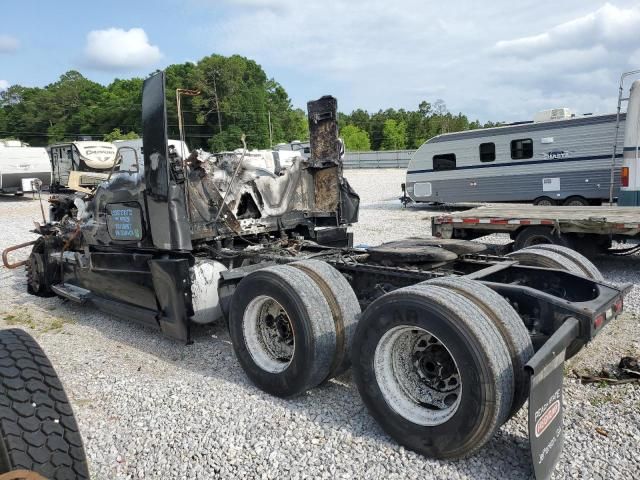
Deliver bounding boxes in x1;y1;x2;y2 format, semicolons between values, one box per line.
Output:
433;154;456;171
479;142;495;162
510;138;533;159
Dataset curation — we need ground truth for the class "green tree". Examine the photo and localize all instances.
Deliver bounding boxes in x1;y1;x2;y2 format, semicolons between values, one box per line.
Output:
340;124;371;151
103;128;139;142
381;119;407;150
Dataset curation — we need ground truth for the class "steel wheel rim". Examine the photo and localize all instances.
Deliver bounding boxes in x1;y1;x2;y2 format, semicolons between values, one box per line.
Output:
374;325;462;426
242;295;295;373
536;199;553;206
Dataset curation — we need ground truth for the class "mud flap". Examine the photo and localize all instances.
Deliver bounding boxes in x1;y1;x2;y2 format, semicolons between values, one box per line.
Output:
525;317;579;480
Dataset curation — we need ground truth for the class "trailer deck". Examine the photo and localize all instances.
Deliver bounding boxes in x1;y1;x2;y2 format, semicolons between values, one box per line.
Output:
432;204;640;249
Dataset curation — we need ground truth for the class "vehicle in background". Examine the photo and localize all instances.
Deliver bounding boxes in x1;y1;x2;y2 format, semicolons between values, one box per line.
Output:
113;138;190;173
405;106;631;207
48;141;118;193
0;140;51;195
619;79;640;205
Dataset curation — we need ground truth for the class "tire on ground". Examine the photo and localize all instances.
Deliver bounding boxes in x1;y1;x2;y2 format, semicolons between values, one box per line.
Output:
523;244;604;281
513;226;573;251
0;329;89;479
290;260;361;380
563;196;589;206
228;265;337;397
351;284;514;459
533;196;555;206
424;276;533;420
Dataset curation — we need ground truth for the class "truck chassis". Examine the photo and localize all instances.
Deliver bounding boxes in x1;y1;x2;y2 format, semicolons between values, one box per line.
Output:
3;72;630;480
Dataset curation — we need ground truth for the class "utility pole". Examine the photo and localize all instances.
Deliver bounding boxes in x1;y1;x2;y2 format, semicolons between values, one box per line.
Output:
212;70;223;135
268;111;273;148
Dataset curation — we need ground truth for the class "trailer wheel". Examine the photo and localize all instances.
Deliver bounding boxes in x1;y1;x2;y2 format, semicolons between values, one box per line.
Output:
290;260;360;380
352;284;514;459
563;196;589;206
533;196;556;206
228;265;336;397
513;226;573;251
424;276;533;420
523;244;604;281
0;329;89;479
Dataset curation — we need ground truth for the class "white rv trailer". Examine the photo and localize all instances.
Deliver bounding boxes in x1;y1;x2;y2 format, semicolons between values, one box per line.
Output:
0;140;51;195
405;110;629;206
48;141;118;192
112;138;190;173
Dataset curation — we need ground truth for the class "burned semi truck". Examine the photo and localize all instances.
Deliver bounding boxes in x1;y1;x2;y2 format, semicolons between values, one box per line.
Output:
4;72;630;479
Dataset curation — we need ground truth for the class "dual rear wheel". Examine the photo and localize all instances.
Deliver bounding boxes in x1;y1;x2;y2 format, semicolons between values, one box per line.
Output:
229;261;535;459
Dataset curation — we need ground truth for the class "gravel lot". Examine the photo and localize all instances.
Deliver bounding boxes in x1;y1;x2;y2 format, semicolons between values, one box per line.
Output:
0;168;638;479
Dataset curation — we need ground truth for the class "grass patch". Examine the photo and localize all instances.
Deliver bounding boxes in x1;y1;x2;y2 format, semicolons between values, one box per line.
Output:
2;307;74;333
589;392;622;407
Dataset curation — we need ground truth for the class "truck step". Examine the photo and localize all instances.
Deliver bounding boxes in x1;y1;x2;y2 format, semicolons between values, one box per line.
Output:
51;283;92;304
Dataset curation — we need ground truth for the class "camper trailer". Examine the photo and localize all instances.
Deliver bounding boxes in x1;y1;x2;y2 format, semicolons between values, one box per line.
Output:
113;138;190;173
0;140;51;195
405;110;628;206
48;141;118;193
619;79;640;206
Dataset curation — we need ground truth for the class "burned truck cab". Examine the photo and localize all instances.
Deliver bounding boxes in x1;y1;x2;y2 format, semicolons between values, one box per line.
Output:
24;71;359;342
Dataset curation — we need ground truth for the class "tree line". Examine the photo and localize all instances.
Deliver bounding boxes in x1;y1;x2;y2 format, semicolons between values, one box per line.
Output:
0;54;495;152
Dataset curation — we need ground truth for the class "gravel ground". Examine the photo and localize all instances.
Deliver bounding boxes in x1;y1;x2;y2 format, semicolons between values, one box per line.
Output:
0;169;638;479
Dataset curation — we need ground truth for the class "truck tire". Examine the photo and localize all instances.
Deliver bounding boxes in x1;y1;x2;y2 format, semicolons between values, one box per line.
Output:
523;244;604;281
513;226;573;251
507;247;586;277
290;260;360;380
228;265;337;397
351;284;514;459
0;329;89;479
424;276;533;420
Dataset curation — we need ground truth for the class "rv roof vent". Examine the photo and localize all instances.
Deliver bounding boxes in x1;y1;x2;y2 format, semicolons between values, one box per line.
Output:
533;108;572;123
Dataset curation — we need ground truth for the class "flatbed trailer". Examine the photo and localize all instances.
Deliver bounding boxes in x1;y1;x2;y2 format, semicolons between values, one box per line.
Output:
2;73;632;480
432;204;640;255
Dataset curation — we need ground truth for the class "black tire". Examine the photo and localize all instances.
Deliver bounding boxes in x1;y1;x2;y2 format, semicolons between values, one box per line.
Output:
290;260;361;379
533;196;556;206
352;284;514;459
424;276;533;420
507;247;585;276
0;329;89;479
228;265;337;397
513;226;573;251
524;244;604;281
563;196;589;206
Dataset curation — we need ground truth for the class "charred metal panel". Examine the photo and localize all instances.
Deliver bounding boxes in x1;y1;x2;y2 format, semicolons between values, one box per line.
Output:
142;72;192;251
142;73;170;200
149;258;193;342
339;178;360;224
314;167;339;211
307;96;340;168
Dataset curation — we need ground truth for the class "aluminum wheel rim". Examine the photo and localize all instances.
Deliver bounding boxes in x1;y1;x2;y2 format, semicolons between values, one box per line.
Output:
374;325;462;426
242;295;295;373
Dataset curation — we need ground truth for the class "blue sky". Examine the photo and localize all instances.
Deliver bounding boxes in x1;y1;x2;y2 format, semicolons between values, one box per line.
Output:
2;0;640;122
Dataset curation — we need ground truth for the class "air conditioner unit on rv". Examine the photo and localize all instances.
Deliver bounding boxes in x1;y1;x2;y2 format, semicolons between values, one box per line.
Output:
533;108;572;123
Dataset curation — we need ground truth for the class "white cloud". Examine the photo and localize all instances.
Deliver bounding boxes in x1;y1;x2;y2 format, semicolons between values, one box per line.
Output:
0;80;9;90
202;1;640;122
493;3;640;58
83;28;162;71
0;34;19;53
